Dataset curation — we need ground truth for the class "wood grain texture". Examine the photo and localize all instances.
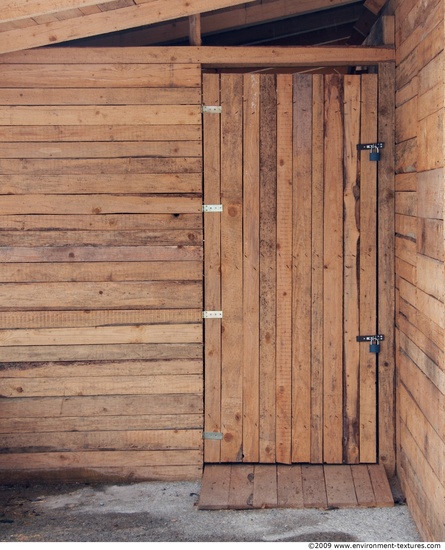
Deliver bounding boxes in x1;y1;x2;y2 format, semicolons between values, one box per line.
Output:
0;58;204;482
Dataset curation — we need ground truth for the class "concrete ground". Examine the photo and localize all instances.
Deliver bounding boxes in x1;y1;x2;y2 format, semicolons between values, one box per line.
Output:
0;480;421;543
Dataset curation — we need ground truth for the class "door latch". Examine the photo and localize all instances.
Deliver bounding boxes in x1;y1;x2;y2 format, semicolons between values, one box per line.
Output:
356;334;384;354
356;142;384;161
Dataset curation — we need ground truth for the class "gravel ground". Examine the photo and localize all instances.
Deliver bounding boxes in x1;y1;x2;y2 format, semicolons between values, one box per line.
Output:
0;481;421;543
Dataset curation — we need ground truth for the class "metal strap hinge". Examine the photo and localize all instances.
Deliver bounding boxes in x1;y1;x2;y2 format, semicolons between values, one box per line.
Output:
202;311;223;319
202;105;222;114
202;204;223;213
203;432;223;440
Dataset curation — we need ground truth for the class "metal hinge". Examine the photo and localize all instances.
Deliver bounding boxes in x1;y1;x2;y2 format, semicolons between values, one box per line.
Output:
203;432;223;440
202;311;223;319
202;105;222;114
202;204;223;213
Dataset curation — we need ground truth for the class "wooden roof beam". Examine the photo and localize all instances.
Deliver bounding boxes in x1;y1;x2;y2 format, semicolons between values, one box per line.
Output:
0;45;395;67
98;0;363;47
0;0;125;24
0;0;257;54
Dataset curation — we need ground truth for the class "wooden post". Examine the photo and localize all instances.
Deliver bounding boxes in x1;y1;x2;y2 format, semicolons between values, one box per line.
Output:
189;14;202;46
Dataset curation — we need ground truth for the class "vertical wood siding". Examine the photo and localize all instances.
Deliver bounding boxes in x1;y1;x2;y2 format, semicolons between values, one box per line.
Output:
0;51;203;482
395;0;445;540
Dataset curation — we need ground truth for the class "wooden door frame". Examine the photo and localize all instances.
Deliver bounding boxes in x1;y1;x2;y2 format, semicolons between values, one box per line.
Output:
201;59;395;476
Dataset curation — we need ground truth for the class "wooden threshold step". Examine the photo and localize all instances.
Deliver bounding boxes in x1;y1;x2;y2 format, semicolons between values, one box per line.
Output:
198;464;394;510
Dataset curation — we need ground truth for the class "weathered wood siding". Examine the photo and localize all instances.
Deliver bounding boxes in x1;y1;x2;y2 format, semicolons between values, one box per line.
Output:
395;0;445;540
0;50;203;482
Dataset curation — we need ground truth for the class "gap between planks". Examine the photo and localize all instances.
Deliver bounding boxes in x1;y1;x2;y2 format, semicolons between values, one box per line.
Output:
198;464;394;510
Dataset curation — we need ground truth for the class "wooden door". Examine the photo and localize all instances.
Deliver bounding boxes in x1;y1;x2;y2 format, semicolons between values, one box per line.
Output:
203;72;379;465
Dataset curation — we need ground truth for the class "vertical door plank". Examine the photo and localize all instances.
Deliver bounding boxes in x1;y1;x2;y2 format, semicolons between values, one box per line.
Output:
310;74;324;463
203;73;222;462
323;75;344;463
253;464;278;508
277;464;304;508
292;74;313;463
228;464;255;509
377;62;396;476
259;75;277;462
242;74;261;463
220;74;244;462
343;75;361;464
359;74;378;463
275;74;293;464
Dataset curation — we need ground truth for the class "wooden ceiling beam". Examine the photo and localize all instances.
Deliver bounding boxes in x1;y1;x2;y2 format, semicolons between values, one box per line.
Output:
0;45;395;67
0;0;257;54
201;4;364;46
94;0;363;47
0;0;124;24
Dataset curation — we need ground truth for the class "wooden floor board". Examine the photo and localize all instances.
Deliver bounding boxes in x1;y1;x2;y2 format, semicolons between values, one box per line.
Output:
277;464;304;508
199;464;393;510
228;464;254;509
324;465;358;508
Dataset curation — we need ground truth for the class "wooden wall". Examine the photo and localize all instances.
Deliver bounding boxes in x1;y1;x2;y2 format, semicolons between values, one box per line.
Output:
0;50;203;482
394;0;445;541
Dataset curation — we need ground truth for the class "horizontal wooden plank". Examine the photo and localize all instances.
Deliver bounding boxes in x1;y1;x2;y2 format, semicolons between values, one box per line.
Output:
0;195;201;215
0;413;202;434
0;343;203;362
0;124;202;142
0;173;202;195
0;464;202;483
0;158;202;175
0;393;202;419
0;309;202;329
0;229;202;247
399;332;445;394
417;218;444;260
395;192;416;216
0;261;202;283
0;64;201;88
417;254;444;300
0;324;202;347
399;384;444;485
0;359;202;377
0;46;395;67
0;374;203;397
395;214;416;239
0;281;202;309
0;105;201;126
0;87;202;105
0;429;202;453
395;235;416;265
0;449;203;469
0;245;202;263
0;213;202;231
0;141;202;158
417;169;444;219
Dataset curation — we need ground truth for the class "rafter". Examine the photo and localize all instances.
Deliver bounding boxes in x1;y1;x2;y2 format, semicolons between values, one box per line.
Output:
75;0;362;47
0;0;257;54
0;0;124;24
